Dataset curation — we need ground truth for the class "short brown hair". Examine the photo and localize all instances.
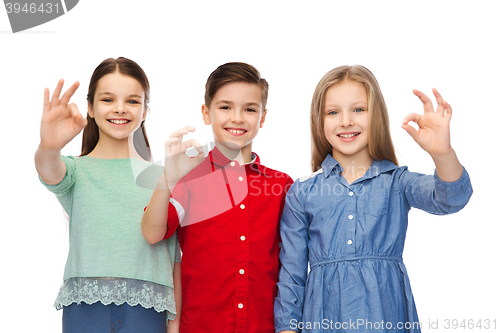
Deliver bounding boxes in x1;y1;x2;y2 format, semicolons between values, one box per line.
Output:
204;62;269;110
310;65;398;172
81;57;151;161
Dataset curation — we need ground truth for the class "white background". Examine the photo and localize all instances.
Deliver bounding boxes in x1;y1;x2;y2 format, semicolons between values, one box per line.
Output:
1;0;499;331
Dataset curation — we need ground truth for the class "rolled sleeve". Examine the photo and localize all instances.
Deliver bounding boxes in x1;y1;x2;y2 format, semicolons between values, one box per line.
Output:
401;165;473;215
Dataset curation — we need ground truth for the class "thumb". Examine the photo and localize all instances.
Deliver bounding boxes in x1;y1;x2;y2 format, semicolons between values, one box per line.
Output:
68;103;86;131
401;124;419;142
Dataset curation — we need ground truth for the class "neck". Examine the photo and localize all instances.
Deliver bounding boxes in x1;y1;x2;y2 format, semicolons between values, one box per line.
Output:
87;134;143;160
333;149;373;184
215;141;253;164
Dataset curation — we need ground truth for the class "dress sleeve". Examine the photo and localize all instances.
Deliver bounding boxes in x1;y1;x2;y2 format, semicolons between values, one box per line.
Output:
174;232;182;263
278;175;295;247
39;156;77;215
274;180;309;333
399;165;473;215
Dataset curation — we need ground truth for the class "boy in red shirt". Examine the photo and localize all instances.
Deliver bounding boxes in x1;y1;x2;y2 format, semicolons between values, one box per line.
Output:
142;62;293;333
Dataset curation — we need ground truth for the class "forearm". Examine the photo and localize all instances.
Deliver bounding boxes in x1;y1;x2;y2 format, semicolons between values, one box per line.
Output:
431;148;463;182
141;173;171;244
34;144;66;185
173;262;182;323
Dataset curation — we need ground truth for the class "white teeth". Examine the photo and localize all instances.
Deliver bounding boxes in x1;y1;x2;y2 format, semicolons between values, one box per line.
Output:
109;119;129;124
338;133;359;138
228;129;245;134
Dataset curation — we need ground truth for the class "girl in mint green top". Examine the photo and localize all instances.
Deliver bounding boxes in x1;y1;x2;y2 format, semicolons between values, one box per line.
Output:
35;57;179;332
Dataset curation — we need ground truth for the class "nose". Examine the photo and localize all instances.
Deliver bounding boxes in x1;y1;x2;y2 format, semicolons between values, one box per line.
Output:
230;110;245;123
114;101;126;114
339;111;353;127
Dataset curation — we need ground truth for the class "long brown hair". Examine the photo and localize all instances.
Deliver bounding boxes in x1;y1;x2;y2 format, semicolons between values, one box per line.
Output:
205;62;269;109
81;57;151;161
310;65;398;172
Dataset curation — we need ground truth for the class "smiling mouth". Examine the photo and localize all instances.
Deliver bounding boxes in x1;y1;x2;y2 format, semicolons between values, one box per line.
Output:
338;133;360;138
226;129;247;134
108;119;131;125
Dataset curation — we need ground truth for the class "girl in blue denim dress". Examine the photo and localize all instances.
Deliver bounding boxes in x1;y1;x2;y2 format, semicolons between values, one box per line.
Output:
274;65;473;333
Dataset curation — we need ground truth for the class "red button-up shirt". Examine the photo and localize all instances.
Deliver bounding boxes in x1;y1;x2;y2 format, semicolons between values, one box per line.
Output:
164;148;293;332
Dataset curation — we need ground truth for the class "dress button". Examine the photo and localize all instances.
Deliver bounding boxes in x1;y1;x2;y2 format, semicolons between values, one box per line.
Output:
230;162;236;167
347;240;353;245
238;176;244;181
239;269;245;274
349;191;354;196
348;214;354;220
238;303;244;309
240;204;245;209
240;235;246;241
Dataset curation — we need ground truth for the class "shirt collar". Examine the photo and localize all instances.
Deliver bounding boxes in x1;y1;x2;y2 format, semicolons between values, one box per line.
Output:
208;147;268;175
321;154;398;180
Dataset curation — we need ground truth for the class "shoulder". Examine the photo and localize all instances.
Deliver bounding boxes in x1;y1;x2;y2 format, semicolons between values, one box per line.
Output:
298;168;324;183
257;164;293;183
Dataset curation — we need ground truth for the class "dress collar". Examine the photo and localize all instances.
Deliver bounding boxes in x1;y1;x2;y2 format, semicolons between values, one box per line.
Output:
321;154;398;181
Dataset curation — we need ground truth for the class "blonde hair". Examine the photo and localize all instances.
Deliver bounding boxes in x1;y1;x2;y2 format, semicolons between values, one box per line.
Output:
310;65;398;172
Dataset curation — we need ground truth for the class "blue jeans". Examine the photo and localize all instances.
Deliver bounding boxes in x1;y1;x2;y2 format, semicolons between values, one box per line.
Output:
62;302;166;333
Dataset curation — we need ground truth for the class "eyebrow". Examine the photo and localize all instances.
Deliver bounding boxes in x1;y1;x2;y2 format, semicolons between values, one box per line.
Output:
97;92;143;99
324;101;368;108
215;100;261;107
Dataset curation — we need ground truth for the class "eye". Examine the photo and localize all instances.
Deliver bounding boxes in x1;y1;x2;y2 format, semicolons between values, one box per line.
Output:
354;107;365;113
102;98;113;103
246;108;257;113
128;100;140;105
326;110;338;116
220;106;230;110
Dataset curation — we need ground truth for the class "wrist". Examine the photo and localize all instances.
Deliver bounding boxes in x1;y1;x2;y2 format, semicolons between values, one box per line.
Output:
37;142;62;155
430;148;456;164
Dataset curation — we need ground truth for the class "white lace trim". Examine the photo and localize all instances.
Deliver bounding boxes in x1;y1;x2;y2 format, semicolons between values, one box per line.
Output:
54;277;176;321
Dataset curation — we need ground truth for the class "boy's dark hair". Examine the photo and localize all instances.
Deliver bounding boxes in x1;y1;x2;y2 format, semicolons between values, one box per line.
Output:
81;57;151;161
204;62;269;109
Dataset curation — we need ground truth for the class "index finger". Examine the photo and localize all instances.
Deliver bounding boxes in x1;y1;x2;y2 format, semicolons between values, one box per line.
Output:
413;89;434;113
169;126;196;140
59;81;80;106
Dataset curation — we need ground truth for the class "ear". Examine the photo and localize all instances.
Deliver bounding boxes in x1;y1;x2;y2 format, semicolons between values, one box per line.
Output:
87;103;95;118
201;104;211;125
142;106;148;121
259;109;267;128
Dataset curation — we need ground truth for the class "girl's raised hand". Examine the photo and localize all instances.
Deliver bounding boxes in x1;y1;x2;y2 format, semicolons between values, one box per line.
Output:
402;88;453;157
40;79;87;151
163;126;205;188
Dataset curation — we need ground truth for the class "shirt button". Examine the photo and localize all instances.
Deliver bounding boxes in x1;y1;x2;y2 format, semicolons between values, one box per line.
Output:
230;162;236;167
348;214;354;220
240;204;245;209
238;176;244;181
347;240;353;245
238;303;244;309
239;269;245;274
240;235;246;241
349;191;354;196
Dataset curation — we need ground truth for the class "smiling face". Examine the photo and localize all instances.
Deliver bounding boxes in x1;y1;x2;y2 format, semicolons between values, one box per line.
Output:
202;81;267;162
88;72;147;144
323;80;370;163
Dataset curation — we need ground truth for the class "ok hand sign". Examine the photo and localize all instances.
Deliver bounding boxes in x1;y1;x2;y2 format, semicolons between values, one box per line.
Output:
402;88;453;158
40;79;87;152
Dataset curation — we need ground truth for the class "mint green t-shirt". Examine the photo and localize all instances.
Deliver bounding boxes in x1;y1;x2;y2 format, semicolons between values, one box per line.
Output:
42;156;175;288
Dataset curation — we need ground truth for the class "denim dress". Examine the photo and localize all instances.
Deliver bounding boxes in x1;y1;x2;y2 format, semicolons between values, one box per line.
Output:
274;156;473;333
